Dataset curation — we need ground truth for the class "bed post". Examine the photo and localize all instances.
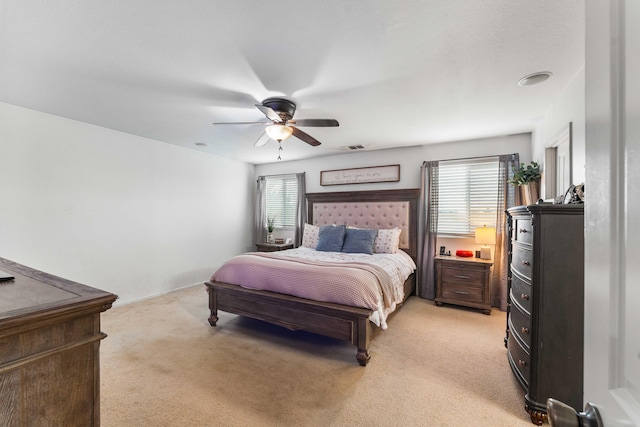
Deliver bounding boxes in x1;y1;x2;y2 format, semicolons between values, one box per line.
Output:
355;316;372;366
206;286;219;326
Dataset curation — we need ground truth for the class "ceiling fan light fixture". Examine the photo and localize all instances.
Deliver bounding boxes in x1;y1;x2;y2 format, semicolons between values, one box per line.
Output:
265;124;293;141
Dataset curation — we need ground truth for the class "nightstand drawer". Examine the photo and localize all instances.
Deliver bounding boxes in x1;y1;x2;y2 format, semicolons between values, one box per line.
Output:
441;283;484;304
435;256;493;314
509;300;532;349
255;243;294;252
442;267;485;287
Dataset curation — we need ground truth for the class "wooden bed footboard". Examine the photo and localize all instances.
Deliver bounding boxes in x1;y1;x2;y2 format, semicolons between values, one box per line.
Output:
205;281;374;366
205;273;415;366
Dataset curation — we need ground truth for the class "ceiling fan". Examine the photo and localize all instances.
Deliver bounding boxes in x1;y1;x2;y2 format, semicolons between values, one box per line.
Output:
213;97;339;150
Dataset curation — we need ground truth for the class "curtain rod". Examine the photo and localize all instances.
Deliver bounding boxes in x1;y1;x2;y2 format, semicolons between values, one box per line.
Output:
422;153;518;165
257;172;305;182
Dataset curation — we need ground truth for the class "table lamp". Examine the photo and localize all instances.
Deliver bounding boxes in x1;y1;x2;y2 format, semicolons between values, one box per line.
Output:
475;226;496;260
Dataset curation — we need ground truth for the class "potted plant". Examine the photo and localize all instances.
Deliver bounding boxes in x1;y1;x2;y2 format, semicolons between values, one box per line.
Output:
266;215;276;243
508;161;542;205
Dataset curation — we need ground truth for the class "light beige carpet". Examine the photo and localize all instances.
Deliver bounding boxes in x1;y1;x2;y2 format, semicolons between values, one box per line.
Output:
100;285;534;426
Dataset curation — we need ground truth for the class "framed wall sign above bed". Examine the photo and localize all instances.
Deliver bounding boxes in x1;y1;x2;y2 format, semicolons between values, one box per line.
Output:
205;188;419;366
320;164;400;186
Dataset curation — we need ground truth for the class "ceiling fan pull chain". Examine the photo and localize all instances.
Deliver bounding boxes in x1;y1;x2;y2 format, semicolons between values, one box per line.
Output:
277;141;283;160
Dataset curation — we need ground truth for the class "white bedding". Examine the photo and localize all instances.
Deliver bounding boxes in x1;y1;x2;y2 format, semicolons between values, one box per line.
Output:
252;247;416;328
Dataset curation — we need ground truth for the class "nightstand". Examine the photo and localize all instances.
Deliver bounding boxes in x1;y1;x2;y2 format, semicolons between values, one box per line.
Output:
434;255;493;314
255;242;294;252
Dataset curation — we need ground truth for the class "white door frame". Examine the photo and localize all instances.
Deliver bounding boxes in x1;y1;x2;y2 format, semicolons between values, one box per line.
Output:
544;122;573;200
585;0;640;425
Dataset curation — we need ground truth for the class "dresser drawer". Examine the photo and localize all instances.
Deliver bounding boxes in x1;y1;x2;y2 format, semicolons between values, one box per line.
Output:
441;265;485;287
511;273;532;314
512;216;533;245
509;300;532;350
511;244;533;280
508;331;530;386
441;283;484;304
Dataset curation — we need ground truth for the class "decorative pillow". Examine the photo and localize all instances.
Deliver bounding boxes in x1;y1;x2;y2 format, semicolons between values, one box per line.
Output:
341;228;378;255
301;223;320;248
374;227;402;254
316;225;346;252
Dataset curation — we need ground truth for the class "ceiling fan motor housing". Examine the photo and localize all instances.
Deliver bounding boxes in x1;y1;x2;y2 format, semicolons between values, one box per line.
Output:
262;97;296;121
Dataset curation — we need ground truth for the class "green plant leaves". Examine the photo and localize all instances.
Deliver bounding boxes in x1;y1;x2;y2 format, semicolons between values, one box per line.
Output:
508;161;541;186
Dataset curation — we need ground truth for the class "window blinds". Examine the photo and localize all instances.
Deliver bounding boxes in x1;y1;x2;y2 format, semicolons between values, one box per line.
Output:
265;174;298;228
436;157;499;236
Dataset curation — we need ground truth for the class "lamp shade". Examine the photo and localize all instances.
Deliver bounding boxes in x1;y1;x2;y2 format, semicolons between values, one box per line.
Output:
475;226;496;245
265;124;293;141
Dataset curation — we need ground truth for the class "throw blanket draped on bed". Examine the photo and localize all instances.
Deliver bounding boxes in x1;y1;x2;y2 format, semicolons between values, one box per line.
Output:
211;249;414;329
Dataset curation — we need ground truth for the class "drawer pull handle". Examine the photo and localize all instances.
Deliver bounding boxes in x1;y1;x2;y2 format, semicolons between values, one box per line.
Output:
519;228;528;233
522;260;530;266
521;293;529;300
521;327;529;334
454;275;471;279
518;359;527;367
454;291;470;295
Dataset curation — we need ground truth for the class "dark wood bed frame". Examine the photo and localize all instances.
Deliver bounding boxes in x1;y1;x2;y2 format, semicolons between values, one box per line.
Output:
205;188;420;366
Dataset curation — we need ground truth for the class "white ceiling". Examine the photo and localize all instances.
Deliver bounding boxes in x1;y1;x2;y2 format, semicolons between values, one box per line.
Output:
1;1;584;165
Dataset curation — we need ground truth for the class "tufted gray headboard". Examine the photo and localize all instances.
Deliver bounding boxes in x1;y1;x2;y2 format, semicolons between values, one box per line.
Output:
306;189;420;260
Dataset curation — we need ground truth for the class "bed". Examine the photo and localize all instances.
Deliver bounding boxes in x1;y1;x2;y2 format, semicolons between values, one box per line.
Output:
205;188;419;366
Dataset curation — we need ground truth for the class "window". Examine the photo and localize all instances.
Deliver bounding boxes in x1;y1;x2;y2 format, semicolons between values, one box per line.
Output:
436;157;499;236
265;175;298;228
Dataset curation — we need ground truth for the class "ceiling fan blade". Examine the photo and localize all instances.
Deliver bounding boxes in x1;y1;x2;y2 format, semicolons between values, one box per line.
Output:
212;121;269;125
255;104;284;122
291;127;321;146
289;119;339;127
254;132;270;147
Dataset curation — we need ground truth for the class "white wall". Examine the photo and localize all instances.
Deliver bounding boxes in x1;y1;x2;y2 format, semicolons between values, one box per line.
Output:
256;132;532;254
0;102;255;305
532;66;586;196
256;133;532;192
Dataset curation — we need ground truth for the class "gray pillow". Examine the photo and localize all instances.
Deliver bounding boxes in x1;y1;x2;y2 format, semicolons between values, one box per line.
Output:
341;228;378;255
316;225;346;252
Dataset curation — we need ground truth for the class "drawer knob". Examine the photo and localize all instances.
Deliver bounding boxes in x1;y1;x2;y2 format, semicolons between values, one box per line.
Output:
454;291;470;295
521;293;529;300
522;260;530;266
521;327;529;334
454;275;471;279
519;228;528;233
518;359;527;367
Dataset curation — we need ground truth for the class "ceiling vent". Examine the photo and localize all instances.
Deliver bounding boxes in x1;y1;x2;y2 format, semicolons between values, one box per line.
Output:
517;71;553;87
341;144;366;150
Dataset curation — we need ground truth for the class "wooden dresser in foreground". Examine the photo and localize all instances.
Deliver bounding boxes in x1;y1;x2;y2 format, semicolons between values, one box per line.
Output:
0;258;117;427
506;204;584;425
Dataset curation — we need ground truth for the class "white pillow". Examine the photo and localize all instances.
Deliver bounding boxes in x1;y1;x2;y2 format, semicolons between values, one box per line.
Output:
301;223;320;248
374;227;402;254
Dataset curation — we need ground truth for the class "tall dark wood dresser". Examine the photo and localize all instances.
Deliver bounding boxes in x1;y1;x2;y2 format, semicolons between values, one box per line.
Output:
0;258;117;426
505;204;584;425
